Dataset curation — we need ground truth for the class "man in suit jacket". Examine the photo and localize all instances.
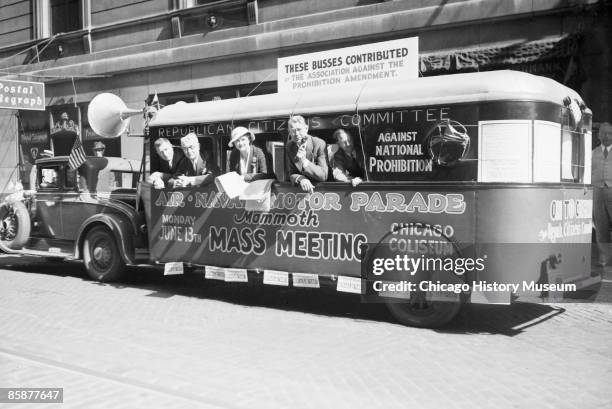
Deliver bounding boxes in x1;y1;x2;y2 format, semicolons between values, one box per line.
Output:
148;138;183;188
592;122;612;267
286;115;328;193
331;128;364;187
170;133;220;188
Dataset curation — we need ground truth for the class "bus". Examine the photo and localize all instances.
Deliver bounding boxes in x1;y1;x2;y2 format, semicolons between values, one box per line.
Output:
82;71;607;327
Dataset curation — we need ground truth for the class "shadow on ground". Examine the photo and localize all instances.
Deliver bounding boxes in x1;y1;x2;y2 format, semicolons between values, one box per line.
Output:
0;255;586;336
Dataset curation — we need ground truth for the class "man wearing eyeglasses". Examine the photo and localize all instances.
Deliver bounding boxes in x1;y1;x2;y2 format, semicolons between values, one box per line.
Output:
170;133;219;188
286;115;328;193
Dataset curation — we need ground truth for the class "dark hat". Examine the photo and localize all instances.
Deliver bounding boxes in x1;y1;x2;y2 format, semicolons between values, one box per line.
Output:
93;141;106;150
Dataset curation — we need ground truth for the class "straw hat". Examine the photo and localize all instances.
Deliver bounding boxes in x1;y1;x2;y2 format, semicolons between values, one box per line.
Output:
228;126;254;147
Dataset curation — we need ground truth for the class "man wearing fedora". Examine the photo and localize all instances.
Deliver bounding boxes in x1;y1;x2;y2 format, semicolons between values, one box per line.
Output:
92;141;105;157
228;126;270;181
171;133;219;188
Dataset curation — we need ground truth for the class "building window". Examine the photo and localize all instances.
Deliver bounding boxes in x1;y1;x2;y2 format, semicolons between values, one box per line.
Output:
155;82;276;109
35;0;84;38
51;0;82;34
174;0;195;9
238;82;277;97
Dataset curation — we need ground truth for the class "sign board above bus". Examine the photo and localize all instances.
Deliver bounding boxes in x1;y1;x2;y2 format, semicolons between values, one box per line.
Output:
0;79;45;111
277;37;418;93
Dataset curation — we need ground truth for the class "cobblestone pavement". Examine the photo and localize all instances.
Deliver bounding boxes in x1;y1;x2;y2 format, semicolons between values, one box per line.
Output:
0;255;611;409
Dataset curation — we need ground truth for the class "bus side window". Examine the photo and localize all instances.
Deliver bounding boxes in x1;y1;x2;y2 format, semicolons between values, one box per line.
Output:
266;141;285;181
250;131;284;181
197;136;215;166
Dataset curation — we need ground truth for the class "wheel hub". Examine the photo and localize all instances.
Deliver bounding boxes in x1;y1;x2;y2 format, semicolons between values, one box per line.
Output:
92;241;112;267
1;215;17;241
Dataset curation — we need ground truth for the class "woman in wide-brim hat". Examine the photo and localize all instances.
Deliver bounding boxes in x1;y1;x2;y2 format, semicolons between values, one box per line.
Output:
228;126;271;181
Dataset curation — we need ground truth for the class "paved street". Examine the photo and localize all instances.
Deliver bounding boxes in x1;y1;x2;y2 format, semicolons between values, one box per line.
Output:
1;254;611;409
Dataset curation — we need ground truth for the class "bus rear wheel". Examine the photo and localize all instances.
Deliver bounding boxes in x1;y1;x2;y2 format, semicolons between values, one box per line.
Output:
386;292;461;328
83;226;125;282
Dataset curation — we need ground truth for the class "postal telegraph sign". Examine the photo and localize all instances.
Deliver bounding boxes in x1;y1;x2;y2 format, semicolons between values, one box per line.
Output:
277;37;419;93
0;79;45;111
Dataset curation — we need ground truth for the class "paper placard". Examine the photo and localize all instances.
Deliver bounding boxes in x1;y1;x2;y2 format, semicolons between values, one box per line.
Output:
292;273;320;288
205;265;225;280
164;262;184;275
240;179;274;212
426;291;460;303
263;270;289;286
336;276;362;294
224;268;248;282
561;129;573;180
378;282;411;299
478;120;532;182
584;131;592;184
533;121;561;183
214;171;248;199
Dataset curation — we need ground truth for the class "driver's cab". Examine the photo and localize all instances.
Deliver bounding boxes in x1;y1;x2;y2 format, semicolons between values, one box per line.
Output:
36;160;77;191
32;156;141;241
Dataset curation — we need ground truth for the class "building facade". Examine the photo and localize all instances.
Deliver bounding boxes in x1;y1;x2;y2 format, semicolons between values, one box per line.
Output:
0;0;610;191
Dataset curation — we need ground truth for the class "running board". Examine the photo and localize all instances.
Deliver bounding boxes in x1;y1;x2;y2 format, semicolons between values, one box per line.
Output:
5;248;75;259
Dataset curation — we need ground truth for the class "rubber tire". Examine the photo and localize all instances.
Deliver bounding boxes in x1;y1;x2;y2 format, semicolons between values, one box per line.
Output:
386;294;462;328
83;226;125;282
0;201;31;250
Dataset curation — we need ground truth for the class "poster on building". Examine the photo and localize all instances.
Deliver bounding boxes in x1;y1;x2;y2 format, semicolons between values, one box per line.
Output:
0;79;45;111
49;107;80;156
17;110;50;189
277;37;418;93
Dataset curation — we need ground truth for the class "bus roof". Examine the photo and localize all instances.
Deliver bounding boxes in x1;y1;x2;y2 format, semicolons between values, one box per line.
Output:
149;70;583;127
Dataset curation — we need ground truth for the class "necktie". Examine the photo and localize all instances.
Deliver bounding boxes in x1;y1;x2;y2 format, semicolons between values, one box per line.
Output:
605;148;608;159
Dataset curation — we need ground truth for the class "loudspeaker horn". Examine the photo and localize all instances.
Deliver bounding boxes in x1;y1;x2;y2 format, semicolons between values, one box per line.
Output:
87;93;143;138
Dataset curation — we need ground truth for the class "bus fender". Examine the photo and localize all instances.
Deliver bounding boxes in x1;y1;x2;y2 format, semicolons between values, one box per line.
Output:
75;214;136;265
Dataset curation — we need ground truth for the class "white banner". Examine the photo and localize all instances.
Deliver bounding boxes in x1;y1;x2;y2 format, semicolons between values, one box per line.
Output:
277;37;418;93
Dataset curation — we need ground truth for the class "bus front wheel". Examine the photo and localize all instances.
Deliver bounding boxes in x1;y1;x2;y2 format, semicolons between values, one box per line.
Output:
0;201;31;250
386;292;461;328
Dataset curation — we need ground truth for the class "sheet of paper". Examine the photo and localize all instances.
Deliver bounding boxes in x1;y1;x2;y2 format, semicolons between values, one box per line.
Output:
224;268;248;282
164;262;184;275
263;270;289;286
205;265;225;280
479;121;531;182
561;129;574;180
584;131;592;184
336;276;362;294
533;121;561;183
292;273;320;288
214;171;248;199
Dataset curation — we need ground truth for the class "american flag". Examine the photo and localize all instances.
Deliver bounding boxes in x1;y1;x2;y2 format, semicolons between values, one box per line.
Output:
68;137;87;170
